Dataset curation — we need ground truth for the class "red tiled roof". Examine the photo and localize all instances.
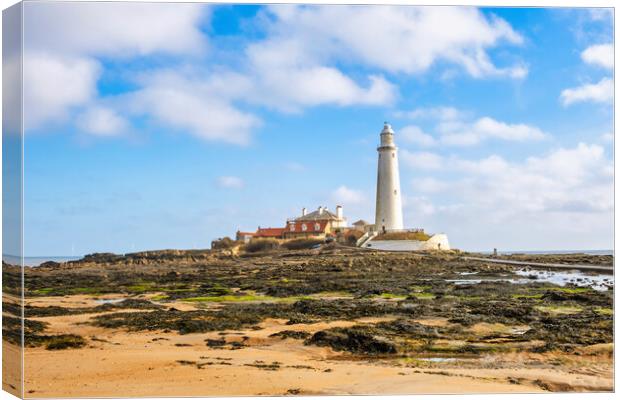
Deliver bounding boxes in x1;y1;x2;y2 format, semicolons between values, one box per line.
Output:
285;220;328;234
255;227;285;238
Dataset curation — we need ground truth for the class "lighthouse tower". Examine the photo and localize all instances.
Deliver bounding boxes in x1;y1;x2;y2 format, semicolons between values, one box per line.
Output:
374;122;404;233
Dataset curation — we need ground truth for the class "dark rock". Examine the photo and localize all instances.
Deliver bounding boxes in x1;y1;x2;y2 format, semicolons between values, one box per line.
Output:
306;327;397;355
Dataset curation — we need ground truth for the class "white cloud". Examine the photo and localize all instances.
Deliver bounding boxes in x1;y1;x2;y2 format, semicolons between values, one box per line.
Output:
560;42;613;107
76;106;128;137
396;108;547;147
122;68;260;145
261;5;525;78
121;52;393;144
246;37;397;110
400;125;436;147
587;8;613;22
560;77;613;106
405;143;613;250
22;3;529;145
21;3;534;150
256;68;395;111
401;150;444;170
129;84;260;146
417;143;612;214
24;2;208;57
226;5;526;115
581;43;613;69
216;176;244;189
24;52;101;130
23;2;209;132
441;117;547;146
331;186;366;205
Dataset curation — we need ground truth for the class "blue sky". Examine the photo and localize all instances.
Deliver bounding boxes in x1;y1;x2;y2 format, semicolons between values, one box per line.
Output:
19;3;613;256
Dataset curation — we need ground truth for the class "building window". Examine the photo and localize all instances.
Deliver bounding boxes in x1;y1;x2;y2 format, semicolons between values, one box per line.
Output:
394;189;397;195
314;223;320;231
392;152;395;158
290;223;295;231
301;223;307;231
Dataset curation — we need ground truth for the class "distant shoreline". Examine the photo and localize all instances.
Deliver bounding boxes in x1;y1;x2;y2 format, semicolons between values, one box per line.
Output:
3;248;614;267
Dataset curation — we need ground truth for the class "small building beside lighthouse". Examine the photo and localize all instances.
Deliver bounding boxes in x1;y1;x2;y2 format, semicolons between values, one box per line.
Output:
375;123;404;233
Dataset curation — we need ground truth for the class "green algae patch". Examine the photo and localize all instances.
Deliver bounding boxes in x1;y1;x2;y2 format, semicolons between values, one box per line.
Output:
124;282;168;293
556;287;593;294
32;287;55;295
32;287;107;296
310;291;354;299
182;293;312;303
183;294;273;302
511;294;544;299
409;292;435;300
594;307;613;315
377;293;408;300
533;286;592;294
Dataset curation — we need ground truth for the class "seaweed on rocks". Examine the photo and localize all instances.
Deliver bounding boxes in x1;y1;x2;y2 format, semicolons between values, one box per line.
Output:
525;312;612;347
2;315;86;350
455;300;538;324
205;339;227;348
24;299;162;317
21;249;614;360
3;316;48;346
91;309;262;334
307;326;397;355
269;330;311;340
540;290;611;307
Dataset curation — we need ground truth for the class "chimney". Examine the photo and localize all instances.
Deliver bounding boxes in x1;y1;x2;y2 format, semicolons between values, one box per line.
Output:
318;206;324;215
336;205;343;219
302;207;307;216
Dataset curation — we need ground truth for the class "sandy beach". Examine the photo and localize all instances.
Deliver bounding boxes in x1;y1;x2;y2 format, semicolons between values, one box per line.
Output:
3;248;614;397
22;297;611;397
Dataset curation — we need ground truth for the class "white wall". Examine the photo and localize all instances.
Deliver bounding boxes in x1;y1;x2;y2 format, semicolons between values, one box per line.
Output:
365;234;451;251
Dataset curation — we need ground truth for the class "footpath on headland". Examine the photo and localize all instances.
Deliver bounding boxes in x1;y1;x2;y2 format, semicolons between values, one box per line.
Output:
462;256;613;273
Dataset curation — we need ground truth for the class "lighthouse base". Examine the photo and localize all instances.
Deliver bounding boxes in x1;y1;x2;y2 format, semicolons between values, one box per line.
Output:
363;233;450;251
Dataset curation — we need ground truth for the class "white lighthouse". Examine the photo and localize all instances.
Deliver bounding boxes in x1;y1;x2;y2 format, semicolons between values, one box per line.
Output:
374;122;404;233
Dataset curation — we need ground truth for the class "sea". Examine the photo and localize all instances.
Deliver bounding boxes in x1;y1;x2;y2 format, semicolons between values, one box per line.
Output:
478;249;614;256
3;255;82;267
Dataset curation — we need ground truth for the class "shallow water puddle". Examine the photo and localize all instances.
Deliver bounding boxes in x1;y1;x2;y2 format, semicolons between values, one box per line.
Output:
446;279;483;285
448;269;613;291
94;298;126;304
513;269;613;291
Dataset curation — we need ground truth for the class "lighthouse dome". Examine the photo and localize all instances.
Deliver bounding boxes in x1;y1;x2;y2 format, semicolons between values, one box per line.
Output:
379;122;396;147
381;122;394;135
